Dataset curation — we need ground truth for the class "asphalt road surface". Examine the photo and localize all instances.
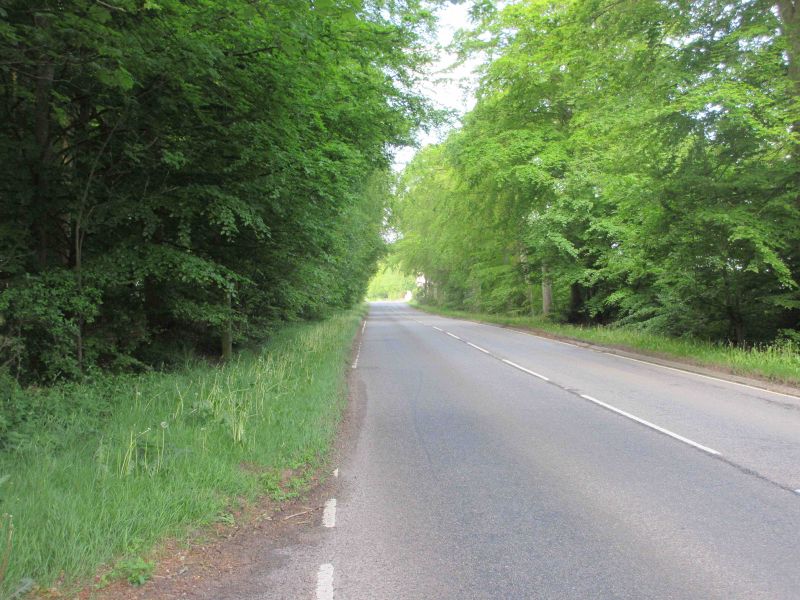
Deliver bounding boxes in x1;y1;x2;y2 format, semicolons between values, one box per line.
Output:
231;301;800;600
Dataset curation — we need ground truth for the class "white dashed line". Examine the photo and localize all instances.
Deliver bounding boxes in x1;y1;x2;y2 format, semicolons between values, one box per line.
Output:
333;468;338;478
501;359;550;381
446;332;462;340
579;394;720;456
316;563;334;600
467;342;491;354
322;498;337;527
352;344;361;369
433;326;443;332
362;320;366;334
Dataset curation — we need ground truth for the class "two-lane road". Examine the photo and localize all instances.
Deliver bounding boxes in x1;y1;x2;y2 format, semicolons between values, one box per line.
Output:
228;301;800;599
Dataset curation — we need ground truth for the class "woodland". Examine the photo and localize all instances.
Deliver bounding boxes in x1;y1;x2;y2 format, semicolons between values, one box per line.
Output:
395;0;800;348
0;0;433;384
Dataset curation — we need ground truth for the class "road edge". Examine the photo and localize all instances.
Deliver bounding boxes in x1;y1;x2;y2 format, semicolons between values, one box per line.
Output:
411;304;800;400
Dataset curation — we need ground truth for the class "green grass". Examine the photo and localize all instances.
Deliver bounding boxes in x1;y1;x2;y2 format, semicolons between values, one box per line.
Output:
0;307;364;597
412;304;800;387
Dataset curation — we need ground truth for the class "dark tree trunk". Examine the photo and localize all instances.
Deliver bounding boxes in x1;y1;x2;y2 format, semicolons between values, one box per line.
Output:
32;55;55;270
568;283;584;323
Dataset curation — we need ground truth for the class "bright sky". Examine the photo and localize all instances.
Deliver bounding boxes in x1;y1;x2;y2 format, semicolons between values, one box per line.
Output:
392;1;481;171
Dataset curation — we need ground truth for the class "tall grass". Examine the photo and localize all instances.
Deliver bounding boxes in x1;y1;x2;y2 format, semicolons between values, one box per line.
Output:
413;304;800;386
0;308;363;596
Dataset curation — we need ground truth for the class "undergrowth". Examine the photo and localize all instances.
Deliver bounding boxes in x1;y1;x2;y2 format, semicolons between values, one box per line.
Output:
0;307;364;596
412;304;800;386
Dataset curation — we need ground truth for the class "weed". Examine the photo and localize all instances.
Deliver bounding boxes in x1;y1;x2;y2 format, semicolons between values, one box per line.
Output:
102;556;154;587
216;513;235;526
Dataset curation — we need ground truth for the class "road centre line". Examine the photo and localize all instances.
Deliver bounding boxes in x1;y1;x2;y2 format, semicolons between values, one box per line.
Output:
501;359;550;381
579;394;721;456
433;326;443;332
425;318;725;459
428;319;724;459
322;498;337;528
316;563;334;600
467;342;491;354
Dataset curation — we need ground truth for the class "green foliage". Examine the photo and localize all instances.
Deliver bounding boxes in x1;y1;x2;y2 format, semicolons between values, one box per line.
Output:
105;556;154;587
0;307;364;595
396;0;800;347
0;0;433;381
366;261;416;300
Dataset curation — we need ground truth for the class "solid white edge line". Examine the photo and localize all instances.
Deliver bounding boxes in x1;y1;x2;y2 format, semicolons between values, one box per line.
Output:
316;563;334;600
579;394;721;456
362;320;366;334
433;326;443;332
446;332;462;340
463;318;800;401
501;358;550;381
351;343;361;369
322;498;337;528
603;352;800;400
467;342;491;354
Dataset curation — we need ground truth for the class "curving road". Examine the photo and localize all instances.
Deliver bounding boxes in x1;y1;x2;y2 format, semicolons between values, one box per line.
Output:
227;301;800;599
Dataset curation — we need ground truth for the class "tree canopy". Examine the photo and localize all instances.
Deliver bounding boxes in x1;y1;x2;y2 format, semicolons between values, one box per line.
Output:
1;0;434;381
395;0;800;346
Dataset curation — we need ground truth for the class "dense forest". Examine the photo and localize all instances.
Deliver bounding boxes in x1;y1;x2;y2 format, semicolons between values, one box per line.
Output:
396;0;800;346
0;0;432;383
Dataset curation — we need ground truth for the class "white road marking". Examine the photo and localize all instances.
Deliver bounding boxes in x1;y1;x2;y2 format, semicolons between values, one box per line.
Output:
579;394;720;455
501;359;550;381
454;316;800;401
316;563;334;600
446;332;462;340
322;498;337;527
467;342;491;354
362;320;366;334
333;468;338;478
433;326;443;332
604;353;800;400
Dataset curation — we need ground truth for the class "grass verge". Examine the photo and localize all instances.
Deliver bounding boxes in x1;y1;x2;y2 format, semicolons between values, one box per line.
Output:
0;307;364;597
412;304;800;387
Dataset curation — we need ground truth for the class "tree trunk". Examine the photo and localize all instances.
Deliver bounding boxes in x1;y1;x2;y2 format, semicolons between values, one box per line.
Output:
32;51;55;269
778;1;800;94
568;283;583;323
541;264;553;316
